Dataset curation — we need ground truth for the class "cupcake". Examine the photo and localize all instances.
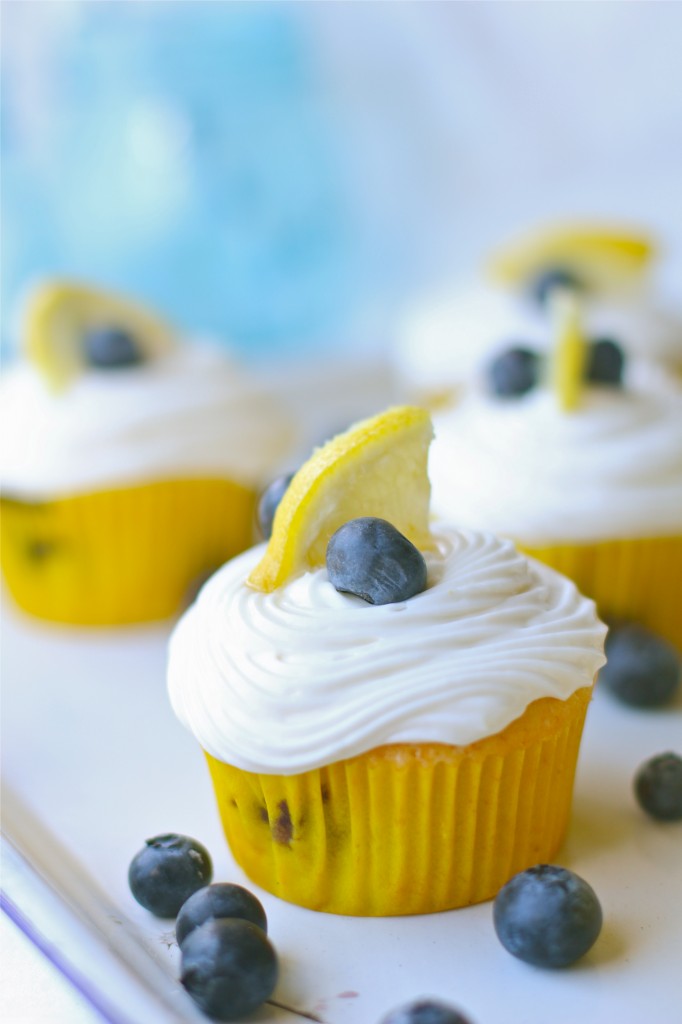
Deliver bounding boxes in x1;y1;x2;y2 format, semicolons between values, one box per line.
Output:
168;406;606;916
419;228;682;651
0;280;296;625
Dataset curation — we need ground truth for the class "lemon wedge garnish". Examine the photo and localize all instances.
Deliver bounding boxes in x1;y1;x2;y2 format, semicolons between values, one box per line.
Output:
25;280;176;391
549;288;587;412
487;222;654;293
247;406;434;592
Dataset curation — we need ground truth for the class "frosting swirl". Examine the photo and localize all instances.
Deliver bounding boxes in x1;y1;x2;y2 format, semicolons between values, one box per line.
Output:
430;381;682;543
0;342;296;497
168;525;606;774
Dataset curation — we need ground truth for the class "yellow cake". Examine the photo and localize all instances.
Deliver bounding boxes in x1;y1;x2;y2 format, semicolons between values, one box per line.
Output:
0;281;296;624
168;407;606;915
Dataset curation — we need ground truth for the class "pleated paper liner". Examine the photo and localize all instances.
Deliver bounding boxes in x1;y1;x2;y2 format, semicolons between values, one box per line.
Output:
206;686;592;917
519;535;682;651
0;478;256;625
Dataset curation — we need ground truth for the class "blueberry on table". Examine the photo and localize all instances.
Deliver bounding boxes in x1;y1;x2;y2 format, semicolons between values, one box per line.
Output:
128;834;213;918
585;338;625;386
634;752;682;821
257;472;295;540
493;864;602;967
180;918;278;1021
487;347;540;398
530;266;585;306
380;999;473;1024
599;622;680;707
327;517;427;606
176;883;268;947
84;326;143;368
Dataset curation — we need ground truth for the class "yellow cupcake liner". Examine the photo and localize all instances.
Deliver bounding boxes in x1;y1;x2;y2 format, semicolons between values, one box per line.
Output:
0;478;256;625
205;687;592;916
519;535;682;651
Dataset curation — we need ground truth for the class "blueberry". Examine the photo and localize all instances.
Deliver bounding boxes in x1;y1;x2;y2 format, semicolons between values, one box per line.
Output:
634;752;682;821
379;999;473;1024
176;884;267;947
256;472;295;540
599;622;680;708
180;918;278;1021
128;834;213;918
530;266;585;307
585;338;625;386
84;326;143;368
493;864;602;967
487;347;540;398
326;517;427;606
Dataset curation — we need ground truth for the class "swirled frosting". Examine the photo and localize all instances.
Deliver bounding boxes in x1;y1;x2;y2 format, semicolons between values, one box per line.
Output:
0;342;297;498
168;524;606;774
430;378;682;544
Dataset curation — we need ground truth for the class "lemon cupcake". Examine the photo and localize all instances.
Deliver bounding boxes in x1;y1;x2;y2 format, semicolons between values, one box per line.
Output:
412;226;682;651
0;281;296;625
168;407;606;916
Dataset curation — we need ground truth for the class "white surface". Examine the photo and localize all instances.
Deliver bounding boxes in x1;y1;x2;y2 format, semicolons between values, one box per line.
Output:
2;596;681;1024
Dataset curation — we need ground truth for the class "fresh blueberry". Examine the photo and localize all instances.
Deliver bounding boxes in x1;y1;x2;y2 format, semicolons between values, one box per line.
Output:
585;338;625;386
327;517;427;606
493;864;602;967
176;884;267;947
84;326;143;368
487;347;540;398
634;752;682;821
599;622;680;708
180;918;278;1021
128;834;213;918
530;265;585;306
257;472;295;540
379;999;473;1024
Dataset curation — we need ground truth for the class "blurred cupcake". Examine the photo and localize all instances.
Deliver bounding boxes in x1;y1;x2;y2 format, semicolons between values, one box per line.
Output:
0;280;296;625
168;406;606;916
423;227;682;650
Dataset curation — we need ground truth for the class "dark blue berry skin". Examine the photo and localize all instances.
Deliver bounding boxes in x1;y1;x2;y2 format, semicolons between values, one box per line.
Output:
327;517;427;606
487;347;540;398
634;752;682;821
493;864;602;968
128;834;213;918
180;918;278;1021
84;327;143;368
176;884;267;947
380;999;473;1024
530;266;585;307
585;338;625;386
599;623;680;708
256;472;295;540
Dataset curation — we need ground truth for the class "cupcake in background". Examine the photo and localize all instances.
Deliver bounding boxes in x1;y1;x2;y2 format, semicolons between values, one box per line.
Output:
0;280;297;625
168;406;606;916
420;226;682;651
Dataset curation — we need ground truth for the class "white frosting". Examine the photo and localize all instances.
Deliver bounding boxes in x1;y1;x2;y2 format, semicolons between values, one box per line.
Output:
430;377;682;544
168;525;606;775
396;280;682;392
0;342;297;498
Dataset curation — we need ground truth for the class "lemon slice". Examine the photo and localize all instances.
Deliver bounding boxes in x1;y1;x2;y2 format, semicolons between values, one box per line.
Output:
549;288;587;412
25;280;176;391
248;406;434;592
487;223;654;292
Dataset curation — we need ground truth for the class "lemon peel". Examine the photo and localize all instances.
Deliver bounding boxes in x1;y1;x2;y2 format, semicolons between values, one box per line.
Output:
247;406;434;592
487;222;654;293
24;279;176;391
549;288;587;413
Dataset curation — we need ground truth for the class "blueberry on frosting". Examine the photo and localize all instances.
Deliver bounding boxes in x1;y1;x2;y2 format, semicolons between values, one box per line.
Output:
530;265;586;307
326;517;427;606
585;337;625;386
487;346;540;398
84;326;144;369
